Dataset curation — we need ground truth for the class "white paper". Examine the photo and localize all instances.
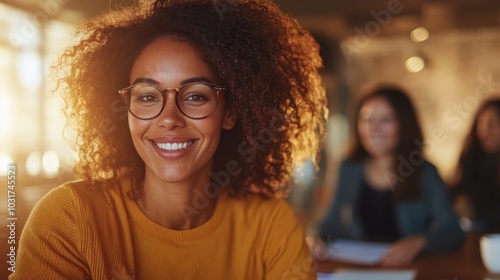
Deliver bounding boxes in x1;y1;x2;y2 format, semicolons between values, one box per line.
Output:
318;269;416;280
317;272;336;280
326;239;391;264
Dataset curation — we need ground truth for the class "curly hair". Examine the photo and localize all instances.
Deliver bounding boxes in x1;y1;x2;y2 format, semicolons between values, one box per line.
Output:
56;0;327;199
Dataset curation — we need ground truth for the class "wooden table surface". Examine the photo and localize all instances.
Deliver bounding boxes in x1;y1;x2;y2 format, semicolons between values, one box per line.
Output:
316;232;500;280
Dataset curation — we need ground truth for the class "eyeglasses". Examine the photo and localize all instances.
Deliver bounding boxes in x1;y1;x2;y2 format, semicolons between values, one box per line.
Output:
118;83;224;120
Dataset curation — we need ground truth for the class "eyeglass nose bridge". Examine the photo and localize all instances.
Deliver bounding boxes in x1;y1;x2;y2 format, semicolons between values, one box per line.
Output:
159;87;181;95
157;88;185;118
158;87;181;104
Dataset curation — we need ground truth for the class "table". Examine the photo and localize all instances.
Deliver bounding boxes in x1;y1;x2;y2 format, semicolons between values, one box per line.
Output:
316;232;498;280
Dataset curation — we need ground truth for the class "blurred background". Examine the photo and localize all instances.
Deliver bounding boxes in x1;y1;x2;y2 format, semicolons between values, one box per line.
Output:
0;0;500;278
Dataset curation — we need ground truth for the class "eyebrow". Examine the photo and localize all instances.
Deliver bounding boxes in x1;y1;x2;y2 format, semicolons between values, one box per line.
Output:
132;76;215;86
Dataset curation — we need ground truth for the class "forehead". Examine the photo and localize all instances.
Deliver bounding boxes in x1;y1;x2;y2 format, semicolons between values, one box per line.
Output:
479;106;500;119
129;37;216;84
359;97;395;116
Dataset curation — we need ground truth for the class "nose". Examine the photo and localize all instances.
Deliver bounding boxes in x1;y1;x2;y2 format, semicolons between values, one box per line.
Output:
156;92;186;129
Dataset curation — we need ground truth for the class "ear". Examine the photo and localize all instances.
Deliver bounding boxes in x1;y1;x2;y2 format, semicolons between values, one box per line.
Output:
222;105;237;130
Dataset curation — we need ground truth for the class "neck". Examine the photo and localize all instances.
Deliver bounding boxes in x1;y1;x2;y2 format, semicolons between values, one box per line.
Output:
367;155;394;170
364;155;396;190
137;168;218;230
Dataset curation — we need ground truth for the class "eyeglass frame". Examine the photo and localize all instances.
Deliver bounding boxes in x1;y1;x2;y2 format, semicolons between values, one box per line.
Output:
118;82;225;120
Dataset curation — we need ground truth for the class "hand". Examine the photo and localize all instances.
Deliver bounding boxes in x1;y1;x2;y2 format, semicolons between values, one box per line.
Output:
306;236;331;262
380;236;427;267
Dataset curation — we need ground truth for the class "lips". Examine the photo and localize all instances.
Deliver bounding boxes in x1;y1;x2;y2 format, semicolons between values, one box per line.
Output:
369;136;386;145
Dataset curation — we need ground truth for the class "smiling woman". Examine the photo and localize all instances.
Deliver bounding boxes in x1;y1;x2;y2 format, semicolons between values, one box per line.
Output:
9;0;327;279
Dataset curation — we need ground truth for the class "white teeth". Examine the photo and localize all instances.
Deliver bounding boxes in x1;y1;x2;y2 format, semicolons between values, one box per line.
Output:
156;141;194;151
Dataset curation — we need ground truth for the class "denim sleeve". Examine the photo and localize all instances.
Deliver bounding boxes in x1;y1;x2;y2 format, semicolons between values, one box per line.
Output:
421;163;465;253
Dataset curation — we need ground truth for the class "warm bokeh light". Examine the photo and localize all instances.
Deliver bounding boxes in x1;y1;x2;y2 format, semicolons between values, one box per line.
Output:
26;152;42;176
411;27;430;42
17;51;42;91
62;149;79;169
405;56;426;73
42;150;60;178
0;2;80;183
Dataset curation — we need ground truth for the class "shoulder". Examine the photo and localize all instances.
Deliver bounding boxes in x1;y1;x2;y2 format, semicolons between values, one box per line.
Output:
33;179;127;218
335;159;365;187
421;160;438;172
418;161;447;193
419;161;443;180
339;159;364;174
30;180;94;212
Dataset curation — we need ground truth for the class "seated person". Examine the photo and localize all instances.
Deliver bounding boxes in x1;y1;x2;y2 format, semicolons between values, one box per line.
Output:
10;0;327;278
451;98;500;231
317;86;465;267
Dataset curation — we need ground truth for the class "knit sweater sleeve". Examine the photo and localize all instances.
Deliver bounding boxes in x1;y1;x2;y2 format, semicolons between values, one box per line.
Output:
9;184;90;280
264;200;316;280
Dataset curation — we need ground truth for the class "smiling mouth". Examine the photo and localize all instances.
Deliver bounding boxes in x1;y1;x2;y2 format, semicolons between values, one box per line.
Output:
369;137;386;145
155;141;195;151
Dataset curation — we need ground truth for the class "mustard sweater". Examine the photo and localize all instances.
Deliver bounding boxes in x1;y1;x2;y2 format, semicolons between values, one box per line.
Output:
9;178;315;280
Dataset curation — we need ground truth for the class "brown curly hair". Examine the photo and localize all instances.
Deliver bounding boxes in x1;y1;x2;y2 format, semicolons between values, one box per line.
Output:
56;0;327;199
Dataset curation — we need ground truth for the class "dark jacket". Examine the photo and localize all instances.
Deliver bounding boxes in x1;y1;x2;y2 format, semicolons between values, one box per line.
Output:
318;160;465;253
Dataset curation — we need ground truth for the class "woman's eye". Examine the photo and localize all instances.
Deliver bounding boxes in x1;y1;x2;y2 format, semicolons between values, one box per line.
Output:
136;94;160;102
185;93;209;102
380;117;394;124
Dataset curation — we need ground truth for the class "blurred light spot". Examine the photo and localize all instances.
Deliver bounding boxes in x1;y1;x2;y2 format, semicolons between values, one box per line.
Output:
26;152;42;176
405;56;425;73
293;160;316;187
63;150;78;169
17;51;42;91
42;150;60;177
411;27;429;42
0;153;13;176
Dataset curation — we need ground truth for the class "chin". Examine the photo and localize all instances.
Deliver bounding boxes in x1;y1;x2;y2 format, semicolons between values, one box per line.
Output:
149;166;192;183
366;148;391;158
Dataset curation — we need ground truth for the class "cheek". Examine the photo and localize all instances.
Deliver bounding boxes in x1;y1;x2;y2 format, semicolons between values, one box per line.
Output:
128;115;147;140
200;120;223;144
487;128;500;148
357;122;369;137
385;123;400;143
476;124;488;140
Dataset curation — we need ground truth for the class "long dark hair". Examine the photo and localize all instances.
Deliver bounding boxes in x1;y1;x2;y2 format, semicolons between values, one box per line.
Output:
349;86;424;201
454;98;500;185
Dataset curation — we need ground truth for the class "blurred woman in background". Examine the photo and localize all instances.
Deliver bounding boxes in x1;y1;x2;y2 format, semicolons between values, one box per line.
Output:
317;86;464;267
452;98;500;231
